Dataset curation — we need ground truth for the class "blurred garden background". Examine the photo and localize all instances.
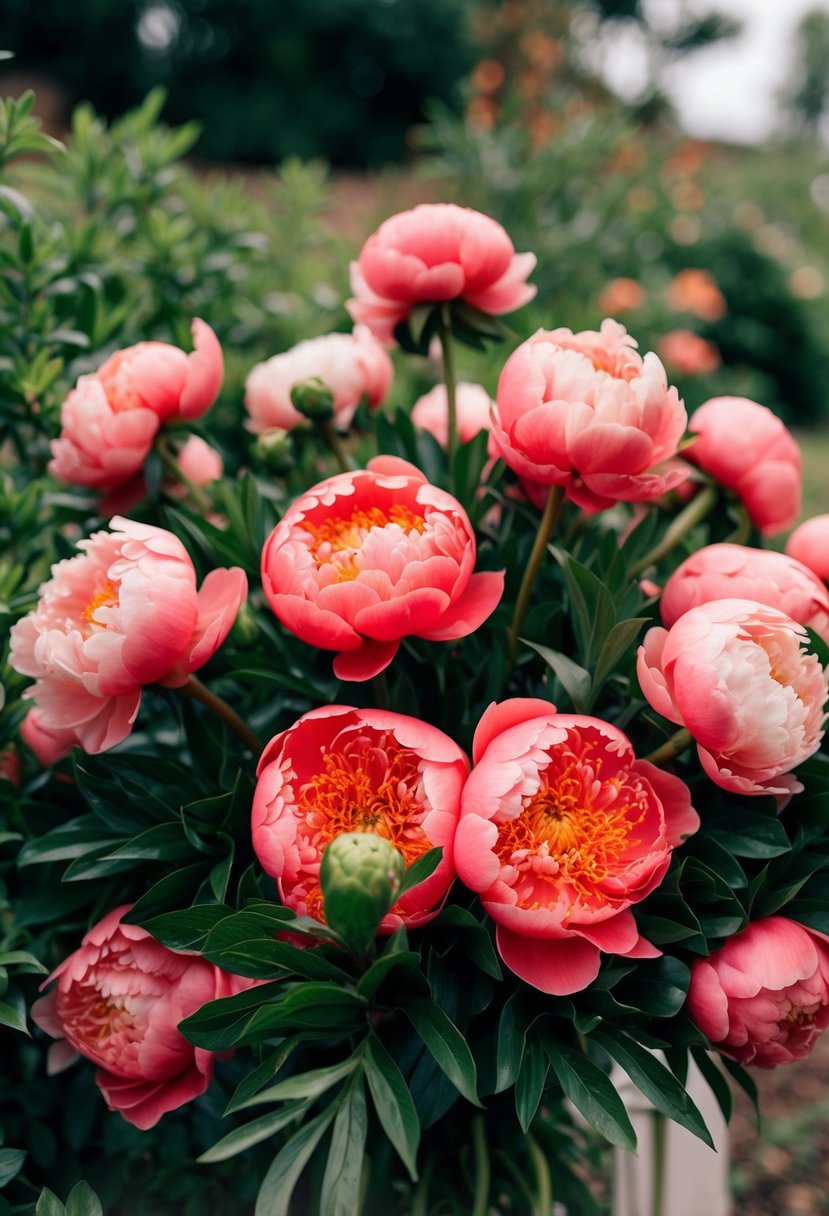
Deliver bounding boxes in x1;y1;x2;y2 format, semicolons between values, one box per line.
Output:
3;0;829;1211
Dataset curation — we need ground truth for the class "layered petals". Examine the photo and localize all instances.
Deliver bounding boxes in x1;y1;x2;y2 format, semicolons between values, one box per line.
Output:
411;381;495;449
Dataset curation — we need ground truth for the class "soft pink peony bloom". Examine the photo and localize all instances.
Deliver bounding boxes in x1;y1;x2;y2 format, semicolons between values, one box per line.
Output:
491;320;689;512
411;382;495;449
252;706;468;930
453;699;699;995
661;544;829;644
347;204;537;343
686;397;801;536
20;709;76;766
244;327;393;434
658;329;720;375
96;319;223;423
9;517;247;754
638;599;828;798
787;516;829;583
260;456;504;681
32;906;251;1129
687;917;829;1067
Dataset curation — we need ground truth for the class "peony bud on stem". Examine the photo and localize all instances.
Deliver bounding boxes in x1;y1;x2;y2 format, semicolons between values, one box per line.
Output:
322;420;352;475
320;832;405;957
438;309;459;468
156;434;213;514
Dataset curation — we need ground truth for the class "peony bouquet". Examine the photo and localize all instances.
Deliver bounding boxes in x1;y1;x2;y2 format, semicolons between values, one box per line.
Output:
5;201;829;1216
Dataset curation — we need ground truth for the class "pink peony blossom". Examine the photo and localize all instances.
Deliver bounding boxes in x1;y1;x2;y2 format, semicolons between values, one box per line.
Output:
99;435;224;515
9;517;247;754
638;599;827;798
660;544;829;644
491;320;689;512
687;917;829;1067
244;327;393;434
347;204;536;343
411;381;495;449
252;706;468;930
260;456;504;681
20;709;76;766
453;699;698;995
32;906;250;1128
686;397;801;536
787;516;829;583
658;329;720;375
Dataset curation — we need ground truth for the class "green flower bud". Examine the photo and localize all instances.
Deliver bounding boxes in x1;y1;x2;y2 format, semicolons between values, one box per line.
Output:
254;427;294;473
320;832;405;955
227;599;259;648
290;376;335;422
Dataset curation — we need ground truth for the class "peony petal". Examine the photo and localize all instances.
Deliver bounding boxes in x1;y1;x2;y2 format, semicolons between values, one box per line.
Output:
496;926;602;995
333;638;400;681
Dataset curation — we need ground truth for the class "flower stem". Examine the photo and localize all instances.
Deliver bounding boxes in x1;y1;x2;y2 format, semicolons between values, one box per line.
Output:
645;727;692;767
508;483;566;664
527;1135;553;1216
156;435;213;514
651;1110;667;1216
180;675;263;757
372;671;388;710
471;1115;490;1216
629;483;718;578
322;421;351;475
439;309;459;468
411;1156;434;1216
726;501;752;546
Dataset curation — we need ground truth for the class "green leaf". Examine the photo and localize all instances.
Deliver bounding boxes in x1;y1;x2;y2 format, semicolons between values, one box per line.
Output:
524;641;591;713
225;1036;309;1113
364;1033;420;1180
690;1047;732;1123
36;1191;65;1216
65;1182;103;1216
137;905;233;950
592;617;649;690
254;1106;337;1216
126;865;209;922
0;996;28;1036
560;554;616;665
403;998;481;1107
515;1037;548;1132
546;1042;636;1151
239;1055;361;1110
395;847;443;901
0;1149;25;1188
202;917;350;982
198;1100;312;1163
708;812;789;859
495;991;528;1093
320;1072;368;1216
357;946;421;1002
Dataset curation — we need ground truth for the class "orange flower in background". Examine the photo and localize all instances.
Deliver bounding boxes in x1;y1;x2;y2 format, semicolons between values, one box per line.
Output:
472;59;505;95
598;278;646;315
667;269;727;321
658;329;720;375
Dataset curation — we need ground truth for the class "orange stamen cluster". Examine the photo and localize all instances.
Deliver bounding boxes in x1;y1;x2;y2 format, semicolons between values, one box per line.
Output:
301;504;426;581
83;579;119;630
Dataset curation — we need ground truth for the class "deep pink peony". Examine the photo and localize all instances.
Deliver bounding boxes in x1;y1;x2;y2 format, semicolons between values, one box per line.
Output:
9;517;247;754
411;381;495;449
453;699;699;995
252;706;468;930
787;515;829;583
32;906;251;1129
347;204;536;343
244;326;393;434
687;917;829;1067
491;319;689;512
660;544;829;644
686;396;801;536
638;599;827;798
260;456;504;681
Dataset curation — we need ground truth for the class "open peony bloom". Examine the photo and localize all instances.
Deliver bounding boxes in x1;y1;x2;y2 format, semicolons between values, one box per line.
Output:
244;326;393;434
49;320;224;490
9;517;247;755
453;699;699;996
787;515;829;583
686;397;801;536
411;381;495;449
638;599;828;798
687;917;829;1067
661;544;829;645
491;319;689;513
32;906;252;1129
260;455;504;681
252;706;468;931
347;204;536;343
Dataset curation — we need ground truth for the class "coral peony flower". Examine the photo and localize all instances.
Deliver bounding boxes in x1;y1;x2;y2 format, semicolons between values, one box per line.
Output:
687;917;829;1067
32;906;250;1129
598;278;646;315
661;544;829;644
260;456;504;681
657;329;720;376
666;268;726;322
491;319;689;512
49;320;223;490
20;709;76;766
787;516;829;584
244;327;393;434
453;699;698;995
347;204;536;343
9;517;247;754
411;381;495;449
638;599;827;797
686;397;801;536
252;705;468;930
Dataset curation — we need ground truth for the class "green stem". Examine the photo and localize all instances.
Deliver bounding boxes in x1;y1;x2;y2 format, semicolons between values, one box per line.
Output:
322;421;351;475
651;1110;667;1216
180;675;263;757
527;1135;552;1216
471;1115;490;1216
411;1156;434;1216
372;671;388;710
438;310;459;468
508;483;566;664
156;435;213;513
645;727;692;767
726;501;752;546
629;483;718;578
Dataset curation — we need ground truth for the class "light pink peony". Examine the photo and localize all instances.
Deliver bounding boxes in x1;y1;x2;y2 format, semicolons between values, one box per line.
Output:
787;516;829;583
244;327;393;434
252;706;468;930
491;320;689;512
660;544;829;644
9;517;247;754
638;599;827;797
260;456;504;681
347;204;536;343
686;397;801;536
453;699;698;995
687;917;829;1067
411;382;495;449
32;906;250;1129
658;329;720;376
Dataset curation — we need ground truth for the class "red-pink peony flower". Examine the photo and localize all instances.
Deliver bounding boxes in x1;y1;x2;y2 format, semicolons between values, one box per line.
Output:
491;319;689;513
453;699;699;996
32;906;251;1129
686;397;801;536
346;204;536;343
658;329;720;376
787;515;829;583
244;326;393;434
687;917;829;1067
260;455;504;681
660;544;829;644
9;517;247;754
638;599;827;798
252;705;468;930
411;381;495;449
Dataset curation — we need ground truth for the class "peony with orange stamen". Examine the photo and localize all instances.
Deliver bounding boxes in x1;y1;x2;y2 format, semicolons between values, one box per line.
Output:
453;699;699;995
251;706;469;931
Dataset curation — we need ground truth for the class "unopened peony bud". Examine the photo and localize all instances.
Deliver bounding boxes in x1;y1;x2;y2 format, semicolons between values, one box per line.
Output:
320;832;405;954
290;376;335;422
254;427;294;473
